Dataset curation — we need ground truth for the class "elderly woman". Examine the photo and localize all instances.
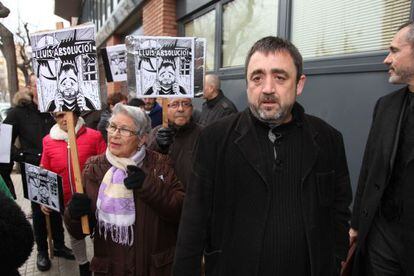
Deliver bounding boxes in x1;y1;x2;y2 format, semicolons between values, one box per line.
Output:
65;103;185;276
41;111;106;275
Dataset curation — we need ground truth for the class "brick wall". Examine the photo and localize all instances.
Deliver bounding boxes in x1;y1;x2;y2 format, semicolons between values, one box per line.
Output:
143;0;177;36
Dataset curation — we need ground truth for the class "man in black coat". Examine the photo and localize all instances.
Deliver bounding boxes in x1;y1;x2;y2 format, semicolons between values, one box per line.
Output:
198;74;238;126
173;36;352;276
148;98;202;190
351;21;414;276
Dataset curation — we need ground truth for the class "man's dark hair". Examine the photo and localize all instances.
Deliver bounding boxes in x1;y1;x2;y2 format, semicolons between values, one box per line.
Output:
245;36;303;83
107;92;128;106
128;98;145;108
398;20;414;47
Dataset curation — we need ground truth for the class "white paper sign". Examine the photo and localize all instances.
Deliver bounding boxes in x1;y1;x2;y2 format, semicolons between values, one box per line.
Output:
0;123;12;163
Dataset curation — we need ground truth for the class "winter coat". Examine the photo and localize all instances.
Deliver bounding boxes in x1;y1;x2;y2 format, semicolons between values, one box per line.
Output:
198;90;237;127
148;121;203;189
64;150;185;276
41;123;106;205
148;102;162;128
173;105;352;276
351;87;414;275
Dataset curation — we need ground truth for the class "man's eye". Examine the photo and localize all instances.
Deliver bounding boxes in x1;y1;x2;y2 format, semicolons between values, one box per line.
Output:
252;75;262;83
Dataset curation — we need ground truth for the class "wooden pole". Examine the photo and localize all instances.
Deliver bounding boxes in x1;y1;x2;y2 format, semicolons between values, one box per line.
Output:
162;98;168;127
56;22;90;234
45;214;54;259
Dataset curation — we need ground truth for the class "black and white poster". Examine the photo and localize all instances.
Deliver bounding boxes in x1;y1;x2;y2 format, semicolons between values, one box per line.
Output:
102;44;127;82
126;36;195;98
21;163;64;213
30;24;101;113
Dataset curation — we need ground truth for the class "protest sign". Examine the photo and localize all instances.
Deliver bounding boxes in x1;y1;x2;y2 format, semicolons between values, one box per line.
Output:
126;36;197;98
21;163;64;213
102;44;127;82
30;24;101;112
0;123;12;163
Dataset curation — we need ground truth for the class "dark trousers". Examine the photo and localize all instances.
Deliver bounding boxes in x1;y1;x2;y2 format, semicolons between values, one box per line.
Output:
365;215;405;276
31;202;65;252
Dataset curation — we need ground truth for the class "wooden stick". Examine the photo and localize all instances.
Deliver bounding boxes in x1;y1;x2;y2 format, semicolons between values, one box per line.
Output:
45;214;54;259
55;22;90;234
66;113;90;234
162;98;168;127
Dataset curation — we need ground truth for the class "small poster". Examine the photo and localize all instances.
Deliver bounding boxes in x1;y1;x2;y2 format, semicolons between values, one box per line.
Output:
126;36;195;98
30;24;101;113
0;123;12;163
102;44;127;82
21;163;64;213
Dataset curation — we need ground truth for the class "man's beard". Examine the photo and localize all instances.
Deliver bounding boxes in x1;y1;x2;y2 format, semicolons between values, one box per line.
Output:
63;89;77;100
248;94;288;125
388;66;414;84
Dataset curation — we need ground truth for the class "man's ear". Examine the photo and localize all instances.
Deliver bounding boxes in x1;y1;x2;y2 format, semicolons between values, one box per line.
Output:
296;74;306;96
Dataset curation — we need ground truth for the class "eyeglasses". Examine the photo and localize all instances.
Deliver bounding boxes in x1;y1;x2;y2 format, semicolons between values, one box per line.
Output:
106;123;138;137
167;101;192;109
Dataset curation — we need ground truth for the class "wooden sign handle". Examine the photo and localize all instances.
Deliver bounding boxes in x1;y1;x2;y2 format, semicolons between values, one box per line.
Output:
162;98;168;128
55;22;90;234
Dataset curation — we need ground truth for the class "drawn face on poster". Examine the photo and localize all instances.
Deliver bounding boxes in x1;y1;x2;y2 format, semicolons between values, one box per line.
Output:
126;36;195;98
30;24;101;113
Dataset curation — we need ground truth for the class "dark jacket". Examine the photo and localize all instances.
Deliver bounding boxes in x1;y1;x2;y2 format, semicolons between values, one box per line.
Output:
65;150;185;276
97;108;111;142
148;121;203;189
3;100;55;164
173;105;352;276
351;87;414;275
198;90;237;126
149;102;163;128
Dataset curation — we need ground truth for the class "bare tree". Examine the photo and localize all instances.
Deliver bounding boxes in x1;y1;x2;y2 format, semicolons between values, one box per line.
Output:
16;22;32;86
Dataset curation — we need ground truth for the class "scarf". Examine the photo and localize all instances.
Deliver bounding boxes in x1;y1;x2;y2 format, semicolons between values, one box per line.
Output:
49;117;85;141
96;146;146;246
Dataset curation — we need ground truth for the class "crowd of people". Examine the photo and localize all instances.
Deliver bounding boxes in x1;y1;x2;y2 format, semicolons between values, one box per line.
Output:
1;20;414;276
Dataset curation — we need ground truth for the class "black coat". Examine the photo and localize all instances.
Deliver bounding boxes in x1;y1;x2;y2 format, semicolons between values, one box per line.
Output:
173;105;352;276
351;87;414;275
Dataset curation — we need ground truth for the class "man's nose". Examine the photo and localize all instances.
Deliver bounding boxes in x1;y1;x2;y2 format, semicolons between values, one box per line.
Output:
262;76;276;93
383;53;392;65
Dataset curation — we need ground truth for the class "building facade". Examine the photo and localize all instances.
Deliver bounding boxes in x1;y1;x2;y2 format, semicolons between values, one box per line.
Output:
67;0;413;192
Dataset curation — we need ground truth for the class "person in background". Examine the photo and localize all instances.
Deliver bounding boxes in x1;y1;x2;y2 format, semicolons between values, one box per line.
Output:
148;98;202;189
198;74;238;126
351;21;414;276
3;82;74;271
142;98;162;128
65;103;184;275
97;92;128;141
40;111;106;276
128;98;145;110
173;36;352;276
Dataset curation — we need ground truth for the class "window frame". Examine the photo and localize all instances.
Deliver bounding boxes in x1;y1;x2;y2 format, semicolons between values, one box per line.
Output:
179;0;414;79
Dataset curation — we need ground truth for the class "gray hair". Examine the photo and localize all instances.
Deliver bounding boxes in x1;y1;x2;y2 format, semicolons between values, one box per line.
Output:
205;74;220;91
109;103;151;135
398;21;414;47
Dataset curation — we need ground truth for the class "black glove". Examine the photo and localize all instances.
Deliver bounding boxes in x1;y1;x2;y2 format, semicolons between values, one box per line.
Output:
156;127;176;150
124;165;146;190
67;193;91;219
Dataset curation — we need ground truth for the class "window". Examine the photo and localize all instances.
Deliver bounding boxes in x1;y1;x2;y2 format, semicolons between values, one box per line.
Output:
222;0;278;67
185;10;216;70
291;0;412;59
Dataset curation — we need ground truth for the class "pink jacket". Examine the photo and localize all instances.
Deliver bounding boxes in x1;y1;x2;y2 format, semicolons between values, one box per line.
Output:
41;123;106;206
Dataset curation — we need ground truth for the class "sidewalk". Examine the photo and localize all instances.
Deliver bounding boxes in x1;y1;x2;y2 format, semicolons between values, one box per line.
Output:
12;173;94;275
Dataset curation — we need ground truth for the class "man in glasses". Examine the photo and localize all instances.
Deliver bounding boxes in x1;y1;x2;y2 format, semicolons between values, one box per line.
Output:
148;98;202;189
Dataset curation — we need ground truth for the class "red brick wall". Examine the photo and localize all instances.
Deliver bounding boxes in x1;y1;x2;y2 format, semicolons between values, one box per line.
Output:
143;0;177;36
